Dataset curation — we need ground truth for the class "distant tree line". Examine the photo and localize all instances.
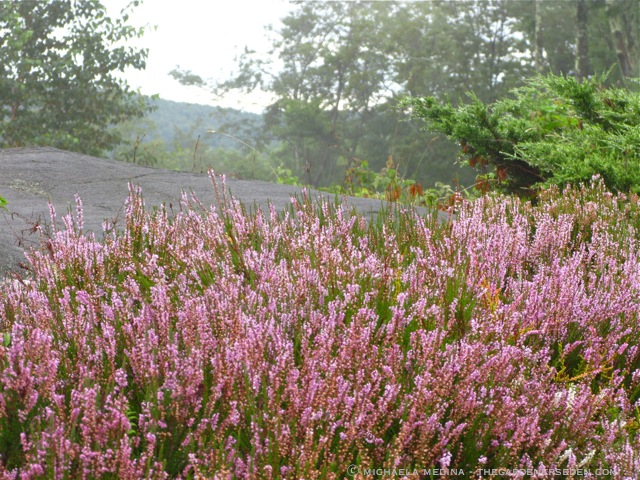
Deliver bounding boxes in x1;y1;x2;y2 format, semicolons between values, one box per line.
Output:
1;0;637;196
171;0;638;189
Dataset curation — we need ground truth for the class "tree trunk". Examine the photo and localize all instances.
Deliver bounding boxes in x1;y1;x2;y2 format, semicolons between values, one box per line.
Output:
534;0;545;73
319;63;345;186
606;0;639;80
575;0;589;81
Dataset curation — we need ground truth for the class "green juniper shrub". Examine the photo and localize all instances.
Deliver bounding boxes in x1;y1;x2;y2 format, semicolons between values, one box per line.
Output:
402;72;640;197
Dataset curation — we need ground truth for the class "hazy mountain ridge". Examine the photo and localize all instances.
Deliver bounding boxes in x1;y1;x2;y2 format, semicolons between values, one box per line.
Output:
109;97;275;178
144;97;263;150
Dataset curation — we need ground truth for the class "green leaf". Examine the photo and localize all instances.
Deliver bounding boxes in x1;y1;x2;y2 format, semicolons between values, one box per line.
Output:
0;0;153;156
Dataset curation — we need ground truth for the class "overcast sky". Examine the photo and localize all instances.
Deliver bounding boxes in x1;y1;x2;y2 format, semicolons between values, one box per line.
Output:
102;0;295;112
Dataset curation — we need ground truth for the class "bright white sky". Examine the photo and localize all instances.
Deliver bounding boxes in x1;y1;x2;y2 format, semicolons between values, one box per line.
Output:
102;0;295;113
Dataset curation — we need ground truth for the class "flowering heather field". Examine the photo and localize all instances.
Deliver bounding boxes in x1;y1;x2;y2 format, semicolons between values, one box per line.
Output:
1;175;640;479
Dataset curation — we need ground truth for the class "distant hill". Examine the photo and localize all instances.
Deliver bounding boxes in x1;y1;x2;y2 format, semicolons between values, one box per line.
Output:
144;97;263;150
109;97;273;176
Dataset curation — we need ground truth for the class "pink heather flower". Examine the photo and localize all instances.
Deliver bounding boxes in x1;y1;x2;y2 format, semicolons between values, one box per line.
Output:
1;178;640;476
440;451;452;469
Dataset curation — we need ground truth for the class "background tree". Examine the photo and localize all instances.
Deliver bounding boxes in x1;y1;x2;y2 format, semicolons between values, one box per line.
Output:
575;0;590;80
534;0;545;73
210;1;396;186
169;0;635;192
384;0;531;188
515;0;638;83
605;0;639;82
0;0;152;156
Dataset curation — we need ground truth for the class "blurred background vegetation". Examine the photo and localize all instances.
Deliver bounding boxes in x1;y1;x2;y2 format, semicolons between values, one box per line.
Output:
2;0;638;205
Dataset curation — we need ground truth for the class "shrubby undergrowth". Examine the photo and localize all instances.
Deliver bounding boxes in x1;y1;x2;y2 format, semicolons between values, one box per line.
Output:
405;73;640;197
1;175;640;478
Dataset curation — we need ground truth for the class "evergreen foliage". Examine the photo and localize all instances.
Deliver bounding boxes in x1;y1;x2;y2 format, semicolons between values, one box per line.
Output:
404;73;640;196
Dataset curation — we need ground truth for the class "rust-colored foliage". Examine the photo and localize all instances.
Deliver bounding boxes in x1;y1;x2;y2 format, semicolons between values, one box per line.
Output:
469;155;487;168
448;191;462;206
386;185;402;202
475;176;491;194
408;183;424;198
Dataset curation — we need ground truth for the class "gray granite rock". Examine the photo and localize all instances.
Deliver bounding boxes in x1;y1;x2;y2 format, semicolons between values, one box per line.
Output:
0;147;448;280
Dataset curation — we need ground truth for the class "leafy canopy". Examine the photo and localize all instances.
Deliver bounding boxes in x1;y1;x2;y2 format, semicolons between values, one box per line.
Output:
0;0;152;156
403;73;640;196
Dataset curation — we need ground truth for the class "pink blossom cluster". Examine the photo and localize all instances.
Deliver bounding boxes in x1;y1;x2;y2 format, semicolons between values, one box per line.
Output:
1;176;639;478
